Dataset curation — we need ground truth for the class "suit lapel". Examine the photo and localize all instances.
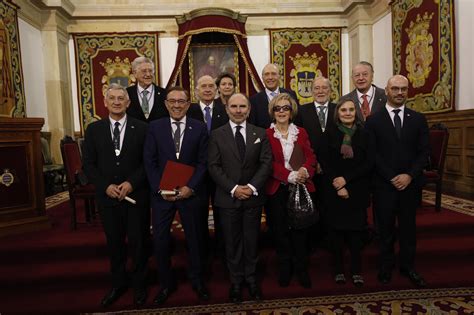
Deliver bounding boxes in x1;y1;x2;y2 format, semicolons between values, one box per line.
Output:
245;124;259;162
382;107;399;139
119;118;135;157
131;87;146;121
211;104;224;129
180;120;193;161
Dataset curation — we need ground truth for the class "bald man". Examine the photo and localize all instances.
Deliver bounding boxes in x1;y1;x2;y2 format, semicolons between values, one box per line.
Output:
249;63;297;128
365;75;429;288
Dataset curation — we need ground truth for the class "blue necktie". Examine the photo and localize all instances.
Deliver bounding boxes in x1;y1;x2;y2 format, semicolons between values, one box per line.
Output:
204;106;212;132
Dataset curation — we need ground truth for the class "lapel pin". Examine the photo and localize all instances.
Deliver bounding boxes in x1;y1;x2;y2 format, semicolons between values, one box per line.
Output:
253;132;256;136
131;125;135;129
189;126;192;130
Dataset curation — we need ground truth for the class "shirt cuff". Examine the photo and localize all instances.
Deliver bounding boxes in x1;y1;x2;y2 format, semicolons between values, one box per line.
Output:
288;171;298;184
230;185;238;197
247;183;258;196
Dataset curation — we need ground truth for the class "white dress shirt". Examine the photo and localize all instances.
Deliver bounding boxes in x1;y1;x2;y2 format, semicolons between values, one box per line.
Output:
385;104;405;127
357;85;376;110
170;116;186;157
109;114;127;151
137;84;155;112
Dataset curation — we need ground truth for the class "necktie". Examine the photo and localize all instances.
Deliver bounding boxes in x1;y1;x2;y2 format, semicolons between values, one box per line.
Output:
393;109;402;138
204;106;212;133
317;105;326;130
269;91;277;100
173;121;181;155
113;121;120;151
361;94;371;119
235;125;246;160
142;90;150;118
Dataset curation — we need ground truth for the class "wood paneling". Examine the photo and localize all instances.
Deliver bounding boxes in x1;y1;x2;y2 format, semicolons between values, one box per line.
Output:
0;118;51;237
427;109;474;194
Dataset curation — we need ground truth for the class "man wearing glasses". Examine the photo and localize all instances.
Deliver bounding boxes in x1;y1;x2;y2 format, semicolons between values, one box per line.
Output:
340;61;386;122
365;75;429;288
126;57;168;122
143;87;210;305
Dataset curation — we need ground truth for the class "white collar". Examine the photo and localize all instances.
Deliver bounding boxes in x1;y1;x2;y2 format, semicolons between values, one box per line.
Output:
199;101;214;112
270;122;299;142
356;85;375;99
229;120;247;131
137;84;153;95
386;103;405;113
109;114;127;126
314;101;329;108
265;87;280;96
170;116;187;125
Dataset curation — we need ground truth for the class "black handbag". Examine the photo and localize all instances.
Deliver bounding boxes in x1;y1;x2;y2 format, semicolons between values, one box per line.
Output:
287;183;318;229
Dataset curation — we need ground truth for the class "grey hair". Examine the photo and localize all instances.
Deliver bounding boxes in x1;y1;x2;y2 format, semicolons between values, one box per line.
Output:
105;83;129;100
131;56;155;73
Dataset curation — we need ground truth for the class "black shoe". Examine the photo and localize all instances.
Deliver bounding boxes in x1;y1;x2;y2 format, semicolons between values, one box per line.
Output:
229;284;242;303
248;283;262;301
153;287;175;305
377;269;392;284
400;269;427;287
101;287;127;307
134;288;147;307
297;271;312;288
193;284;210;301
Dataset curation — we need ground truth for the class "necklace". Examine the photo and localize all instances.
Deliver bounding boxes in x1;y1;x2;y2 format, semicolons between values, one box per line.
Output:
275;125;289;137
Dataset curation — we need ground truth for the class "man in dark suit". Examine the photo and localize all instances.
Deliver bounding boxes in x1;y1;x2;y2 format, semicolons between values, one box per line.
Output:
249;63;297;129
126;56;168;122
208;93;272;303
365;75;429;287
340;61;386;122
187;75;229;258
82;83;149;307
294;76;336;250
143;86;210;305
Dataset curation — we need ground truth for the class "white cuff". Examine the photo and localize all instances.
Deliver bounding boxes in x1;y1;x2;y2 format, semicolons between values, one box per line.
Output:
247;183;258;196
288;171;298;184
230;185;238;197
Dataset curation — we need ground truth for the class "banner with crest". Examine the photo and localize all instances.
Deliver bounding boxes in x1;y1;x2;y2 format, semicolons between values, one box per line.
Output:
73;32;161;132
392;0;455;113
0;0;26;117
269;28;342;105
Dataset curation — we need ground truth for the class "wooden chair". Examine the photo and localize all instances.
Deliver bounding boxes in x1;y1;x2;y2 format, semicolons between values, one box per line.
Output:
424;124;449;212
60;136;96;229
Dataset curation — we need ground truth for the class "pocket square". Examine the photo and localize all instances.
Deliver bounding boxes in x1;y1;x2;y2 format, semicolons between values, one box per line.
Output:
254;138;261;144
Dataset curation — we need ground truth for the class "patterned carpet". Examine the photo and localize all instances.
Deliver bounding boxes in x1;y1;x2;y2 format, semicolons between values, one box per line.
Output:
86;287;474;314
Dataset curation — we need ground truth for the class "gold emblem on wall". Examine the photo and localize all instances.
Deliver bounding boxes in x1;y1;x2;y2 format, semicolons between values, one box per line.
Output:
100;56;135;96
0;169;14;187
405;12;434;88
289;52;323;104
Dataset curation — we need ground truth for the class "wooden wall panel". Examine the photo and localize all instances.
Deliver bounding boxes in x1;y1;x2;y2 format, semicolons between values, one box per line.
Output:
427;109;474;194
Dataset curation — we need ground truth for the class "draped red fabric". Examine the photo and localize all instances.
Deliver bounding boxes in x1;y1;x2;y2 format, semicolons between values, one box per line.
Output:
167;10;263;97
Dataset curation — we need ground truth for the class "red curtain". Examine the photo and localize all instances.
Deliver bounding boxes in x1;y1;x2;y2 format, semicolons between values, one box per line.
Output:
167;11;263;97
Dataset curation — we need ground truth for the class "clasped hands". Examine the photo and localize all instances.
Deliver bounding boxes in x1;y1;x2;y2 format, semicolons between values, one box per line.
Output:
333;176;349;199
106;181;133;201
234;185;253;200
162;185;193;202
391;174;412;191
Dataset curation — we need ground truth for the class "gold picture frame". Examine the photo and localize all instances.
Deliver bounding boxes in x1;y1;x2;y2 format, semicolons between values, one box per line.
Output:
189;44;239;103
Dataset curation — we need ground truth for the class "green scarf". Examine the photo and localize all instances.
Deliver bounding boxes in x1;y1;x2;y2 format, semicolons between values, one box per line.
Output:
337;123;357;159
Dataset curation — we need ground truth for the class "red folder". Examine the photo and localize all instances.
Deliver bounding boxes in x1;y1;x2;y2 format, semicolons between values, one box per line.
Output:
289;143;306;170
159;160;195;194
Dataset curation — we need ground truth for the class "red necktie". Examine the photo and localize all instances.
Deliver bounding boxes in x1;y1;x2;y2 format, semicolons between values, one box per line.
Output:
361;94;371;119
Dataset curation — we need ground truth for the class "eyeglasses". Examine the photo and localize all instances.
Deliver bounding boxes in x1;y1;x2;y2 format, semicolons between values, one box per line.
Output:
166;99;188;105
106;96;127;102
352;72;371;79
272;105;292;112
389;86;408;93
138;69;154;75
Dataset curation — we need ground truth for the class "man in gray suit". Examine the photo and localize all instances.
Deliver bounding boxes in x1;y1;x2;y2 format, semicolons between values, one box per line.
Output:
208;93;272;303
340;61;386;122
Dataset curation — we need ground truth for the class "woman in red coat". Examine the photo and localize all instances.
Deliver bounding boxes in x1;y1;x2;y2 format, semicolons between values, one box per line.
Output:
265;93;317;288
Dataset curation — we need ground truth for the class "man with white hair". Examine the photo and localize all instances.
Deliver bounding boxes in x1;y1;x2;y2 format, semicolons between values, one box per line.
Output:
126;56;168;122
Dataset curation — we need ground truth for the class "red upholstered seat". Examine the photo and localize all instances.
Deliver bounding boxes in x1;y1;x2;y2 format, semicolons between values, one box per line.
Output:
423;124;449;212
60;136;96;229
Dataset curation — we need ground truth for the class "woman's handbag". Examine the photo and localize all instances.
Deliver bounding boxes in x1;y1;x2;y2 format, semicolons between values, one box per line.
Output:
287;183;318;229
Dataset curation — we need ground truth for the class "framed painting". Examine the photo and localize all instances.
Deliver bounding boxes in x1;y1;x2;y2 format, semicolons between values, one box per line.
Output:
188;44;239;102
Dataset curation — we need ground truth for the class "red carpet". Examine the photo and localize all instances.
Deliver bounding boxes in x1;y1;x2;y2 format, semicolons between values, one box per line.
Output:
0;199;473;314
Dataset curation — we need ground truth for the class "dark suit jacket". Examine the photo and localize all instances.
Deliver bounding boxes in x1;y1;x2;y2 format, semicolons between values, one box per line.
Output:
126;84;168;123
208;122;272;209
143;117;209;210
339;85;386;122
249;88;298;129
187;101;229;131
294;101;337;157
82;116;149;207
365;106;429;190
